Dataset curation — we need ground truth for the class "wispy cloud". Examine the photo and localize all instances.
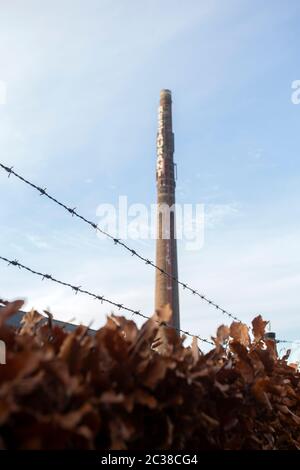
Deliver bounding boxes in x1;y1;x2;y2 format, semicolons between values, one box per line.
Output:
26;234;50;250
205;203;241;228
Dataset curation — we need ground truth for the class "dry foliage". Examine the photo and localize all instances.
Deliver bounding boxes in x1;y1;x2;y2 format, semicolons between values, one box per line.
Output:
0;299;300;450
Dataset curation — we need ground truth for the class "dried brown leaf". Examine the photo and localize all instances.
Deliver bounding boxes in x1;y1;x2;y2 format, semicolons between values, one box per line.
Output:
252;315;269;341
230;322;250;347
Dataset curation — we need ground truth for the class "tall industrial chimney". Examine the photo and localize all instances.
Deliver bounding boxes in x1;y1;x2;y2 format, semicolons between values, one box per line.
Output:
155;89;180;330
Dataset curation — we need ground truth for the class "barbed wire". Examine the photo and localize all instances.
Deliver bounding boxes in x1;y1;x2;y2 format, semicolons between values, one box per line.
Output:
0;255;214;346
1;255;298;348
0;162;242;323
277;339;300;345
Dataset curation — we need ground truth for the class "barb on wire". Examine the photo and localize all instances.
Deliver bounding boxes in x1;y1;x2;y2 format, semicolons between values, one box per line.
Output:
0;255;214;346
0;162;241;323
277;339;300;345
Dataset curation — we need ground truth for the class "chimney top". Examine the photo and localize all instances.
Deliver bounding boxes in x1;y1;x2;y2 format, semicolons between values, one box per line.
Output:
160;89;171;96
160;89;172;105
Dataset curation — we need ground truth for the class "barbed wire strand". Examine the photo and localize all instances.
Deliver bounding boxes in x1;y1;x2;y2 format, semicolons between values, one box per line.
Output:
0;255;214;346
276;339;300;345
0;163;242;323
0;255;298;347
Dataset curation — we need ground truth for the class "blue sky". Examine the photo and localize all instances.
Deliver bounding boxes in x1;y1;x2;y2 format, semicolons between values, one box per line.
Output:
0;0;300;356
